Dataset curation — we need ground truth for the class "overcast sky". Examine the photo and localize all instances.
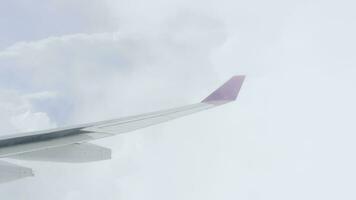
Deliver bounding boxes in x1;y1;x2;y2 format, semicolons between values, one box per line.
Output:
0;0;356;199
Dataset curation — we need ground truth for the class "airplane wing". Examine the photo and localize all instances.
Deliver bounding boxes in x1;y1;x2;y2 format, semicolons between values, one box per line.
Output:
0;75;245;182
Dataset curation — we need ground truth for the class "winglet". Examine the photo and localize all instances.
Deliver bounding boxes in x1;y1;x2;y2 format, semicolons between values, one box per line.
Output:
202;75;245;104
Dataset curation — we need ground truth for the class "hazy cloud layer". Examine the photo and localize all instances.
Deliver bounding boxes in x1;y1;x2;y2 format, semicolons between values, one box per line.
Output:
0;0;116;48
0;12;226;127
1;0;356;199
0;12;227;199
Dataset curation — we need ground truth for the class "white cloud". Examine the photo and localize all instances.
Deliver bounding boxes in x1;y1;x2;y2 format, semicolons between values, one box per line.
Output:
24;91;58;101
0;0;116;48
1;0;356;199
0;12;228;200
0;90;56;134
0;13;227;126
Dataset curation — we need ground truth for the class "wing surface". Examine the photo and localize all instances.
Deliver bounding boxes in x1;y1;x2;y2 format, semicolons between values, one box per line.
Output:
0;76;245;158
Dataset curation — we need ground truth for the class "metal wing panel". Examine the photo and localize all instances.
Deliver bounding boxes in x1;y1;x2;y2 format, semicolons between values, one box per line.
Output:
0;161;33;183
0;134;95;157
11;143;111;163
83;103;214;135
0;75;245;158
0;103;213;157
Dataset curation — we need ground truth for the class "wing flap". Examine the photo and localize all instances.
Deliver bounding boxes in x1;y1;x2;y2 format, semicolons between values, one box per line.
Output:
10;143;111;163
0;161;33;183
0;134;95;157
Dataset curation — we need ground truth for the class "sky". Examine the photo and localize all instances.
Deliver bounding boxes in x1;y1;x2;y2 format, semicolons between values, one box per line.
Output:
0;0;356;199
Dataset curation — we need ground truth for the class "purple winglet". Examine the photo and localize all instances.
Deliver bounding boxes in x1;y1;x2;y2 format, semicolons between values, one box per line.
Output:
202;75;245;104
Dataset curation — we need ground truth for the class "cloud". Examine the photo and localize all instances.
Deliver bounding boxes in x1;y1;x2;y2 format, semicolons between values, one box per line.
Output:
0;12;226;126
0;90;56;134
1;0;356;199
24;91;58;101
0;0;116;48
0;12;228;200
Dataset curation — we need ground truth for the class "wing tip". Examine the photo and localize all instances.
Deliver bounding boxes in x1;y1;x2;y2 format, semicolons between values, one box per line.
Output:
202;75;245;104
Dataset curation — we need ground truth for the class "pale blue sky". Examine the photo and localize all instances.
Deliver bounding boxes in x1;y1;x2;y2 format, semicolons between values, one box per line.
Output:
0;0;116;48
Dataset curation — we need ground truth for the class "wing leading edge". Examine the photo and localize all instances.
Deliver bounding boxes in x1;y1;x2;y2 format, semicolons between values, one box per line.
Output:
0;76;245;182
